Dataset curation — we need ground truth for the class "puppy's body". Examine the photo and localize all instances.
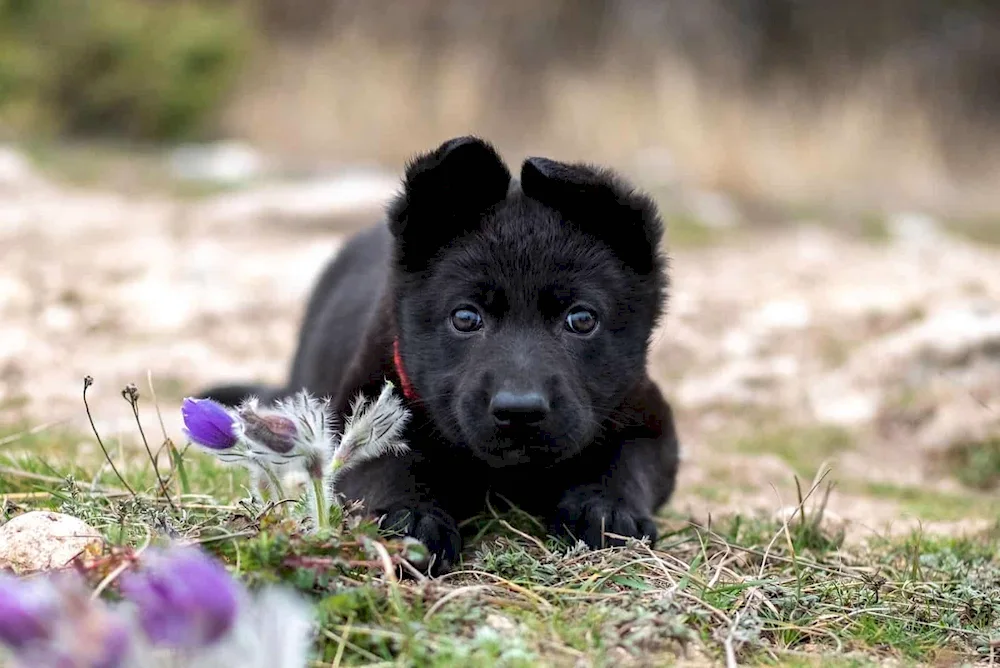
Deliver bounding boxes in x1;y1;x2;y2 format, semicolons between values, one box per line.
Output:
202;137;680;572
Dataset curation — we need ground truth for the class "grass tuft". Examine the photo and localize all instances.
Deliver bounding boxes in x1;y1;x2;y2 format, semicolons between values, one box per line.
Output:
2;387;999;665
943;436;1000;491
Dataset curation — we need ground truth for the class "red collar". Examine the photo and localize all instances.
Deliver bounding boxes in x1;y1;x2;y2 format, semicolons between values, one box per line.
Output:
392;338;418;401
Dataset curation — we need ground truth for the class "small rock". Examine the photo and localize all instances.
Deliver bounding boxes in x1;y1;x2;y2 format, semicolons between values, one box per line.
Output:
688;189;740;229
887;211;945;247
41;304;76;332
751;299;811;331
863;299;1000;371
0;511;102;574
197;170;399;225
677;356;799;409
0;146;41;189
485;613;518;636
168;140;265;184
773;504;845;528
808;376;879;426
773;502;849;543
631;147;678;186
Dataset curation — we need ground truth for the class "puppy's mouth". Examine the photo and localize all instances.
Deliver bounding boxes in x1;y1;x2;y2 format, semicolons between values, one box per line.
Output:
469;426;585;468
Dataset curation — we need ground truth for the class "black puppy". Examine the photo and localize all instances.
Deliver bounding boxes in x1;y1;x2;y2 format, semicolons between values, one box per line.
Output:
201;136;680;573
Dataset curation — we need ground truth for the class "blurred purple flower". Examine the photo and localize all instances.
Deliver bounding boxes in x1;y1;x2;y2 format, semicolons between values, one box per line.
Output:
0;572;130;668
90;617;131;668
181;397;240;450
48;607;132;668
0;573;57;650
119;546;239;649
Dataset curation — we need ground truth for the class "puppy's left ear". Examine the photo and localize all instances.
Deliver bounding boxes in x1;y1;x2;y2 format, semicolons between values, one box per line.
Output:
520;157;664;275
388;136;512;272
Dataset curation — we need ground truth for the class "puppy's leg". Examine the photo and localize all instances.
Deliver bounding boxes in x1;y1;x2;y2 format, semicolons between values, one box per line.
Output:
552;398;680;549
333;451;463;575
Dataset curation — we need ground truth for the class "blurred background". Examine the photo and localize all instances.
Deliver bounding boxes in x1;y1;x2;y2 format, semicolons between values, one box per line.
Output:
2;0;1000;217
2;1;999;538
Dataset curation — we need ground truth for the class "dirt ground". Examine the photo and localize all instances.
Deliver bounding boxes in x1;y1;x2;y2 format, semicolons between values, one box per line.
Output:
1;147;998;546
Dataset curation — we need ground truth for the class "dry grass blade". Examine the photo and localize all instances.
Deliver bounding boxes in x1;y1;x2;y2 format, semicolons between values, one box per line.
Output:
0;420;71;448
423;585;491;621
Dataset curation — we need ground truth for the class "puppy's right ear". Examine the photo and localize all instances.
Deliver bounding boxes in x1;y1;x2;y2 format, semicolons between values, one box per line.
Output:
387;136;511;272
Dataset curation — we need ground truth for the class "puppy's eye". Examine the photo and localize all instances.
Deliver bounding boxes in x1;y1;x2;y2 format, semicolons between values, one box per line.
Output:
565;306;598;335
451;307;483;333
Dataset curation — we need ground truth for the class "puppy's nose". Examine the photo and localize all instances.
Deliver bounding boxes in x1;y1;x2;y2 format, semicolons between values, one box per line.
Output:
490;391;550;427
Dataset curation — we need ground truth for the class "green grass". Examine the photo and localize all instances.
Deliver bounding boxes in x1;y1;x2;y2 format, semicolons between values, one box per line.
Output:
3;415;1000;666
734;424;855;480
942;437;1000;491
19;140;251;198
663;212;724;247
945;217;1000;247
862;481;1000;522
856;212;891;243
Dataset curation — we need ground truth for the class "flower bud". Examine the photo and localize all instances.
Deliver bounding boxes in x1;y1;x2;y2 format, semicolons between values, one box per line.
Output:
239;409;298;455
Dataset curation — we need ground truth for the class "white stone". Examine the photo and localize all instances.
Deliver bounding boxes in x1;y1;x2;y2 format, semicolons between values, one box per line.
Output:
677;356;799;408
197;170;399;225
631;147;678;186
41;304;76;332
773;504;847;533
0;511;103;574
808;375;880;426
485;613;519;636
169;140;266;184
0;276;30;311
689;189;740;229
721;329;756;358
0;147;41;189
872;301;1000;368
0;328;29;359
751;299;812;330
887;211;945;247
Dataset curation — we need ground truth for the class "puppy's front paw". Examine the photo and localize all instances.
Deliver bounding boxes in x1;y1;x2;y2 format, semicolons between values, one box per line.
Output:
553;486;657;549
377;504;461;575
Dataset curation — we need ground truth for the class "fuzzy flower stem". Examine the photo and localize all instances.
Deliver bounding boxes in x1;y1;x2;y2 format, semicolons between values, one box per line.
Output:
261;464;287;503
309;476;329;530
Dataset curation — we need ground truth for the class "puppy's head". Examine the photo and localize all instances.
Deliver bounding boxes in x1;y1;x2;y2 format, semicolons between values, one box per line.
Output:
387;136;668;467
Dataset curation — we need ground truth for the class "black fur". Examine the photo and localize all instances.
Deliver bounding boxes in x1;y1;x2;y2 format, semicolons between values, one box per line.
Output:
199;136;681;574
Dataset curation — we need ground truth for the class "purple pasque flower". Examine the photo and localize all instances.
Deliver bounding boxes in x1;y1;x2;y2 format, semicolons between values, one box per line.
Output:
181;397;240;450
119;545;239;649
0;572;58;650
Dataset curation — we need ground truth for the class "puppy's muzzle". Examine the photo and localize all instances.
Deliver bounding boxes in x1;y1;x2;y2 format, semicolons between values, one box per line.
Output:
489;390;550;427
